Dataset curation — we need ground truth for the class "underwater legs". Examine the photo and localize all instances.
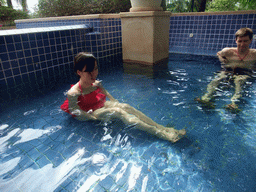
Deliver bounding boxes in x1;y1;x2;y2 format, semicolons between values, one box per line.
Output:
227;74;250;109
92;105;186;142
201;71;228;102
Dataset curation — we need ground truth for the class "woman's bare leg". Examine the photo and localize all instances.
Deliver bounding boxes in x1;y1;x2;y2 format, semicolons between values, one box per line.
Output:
104;102;160;127
104;102;186;135
92;107;185;142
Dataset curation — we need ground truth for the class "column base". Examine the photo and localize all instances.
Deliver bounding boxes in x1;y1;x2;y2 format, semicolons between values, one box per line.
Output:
123;58;169;78
123;57;169;66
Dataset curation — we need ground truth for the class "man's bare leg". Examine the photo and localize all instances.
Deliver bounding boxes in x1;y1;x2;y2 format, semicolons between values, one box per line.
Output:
227;74;250;109
201;71;228;102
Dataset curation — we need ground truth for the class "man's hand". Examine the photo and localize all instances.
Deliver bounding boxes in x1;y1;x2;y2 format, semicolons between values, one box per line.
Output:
221;56;229;64
217;52;229;64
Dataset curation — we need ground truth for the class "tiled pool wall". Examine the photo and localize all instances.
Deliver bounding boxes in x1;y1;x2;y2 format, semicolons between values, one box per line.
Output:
1;11;256;98
169;10;256;56
0;15;122;98
15;15;122;61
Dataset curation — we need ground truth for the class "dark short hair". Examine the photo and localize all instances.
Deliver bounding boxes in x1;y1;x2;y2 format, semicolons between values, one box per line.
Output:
235;28;253;40
74;52;96;75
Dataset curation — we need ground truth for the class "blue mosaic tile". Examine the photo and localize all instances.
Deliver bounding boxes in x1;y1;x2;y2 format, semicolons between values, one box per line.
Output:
169;13;256;56
0;71;4;79
2;61;10;70
20;66;27;73
33;56;40;63
0;80;7;89
5;35;14;44
6;77;15;86
6;44;15;52
28;33;36;41
27;64;34;72
14;75;22;84
10;60;19;68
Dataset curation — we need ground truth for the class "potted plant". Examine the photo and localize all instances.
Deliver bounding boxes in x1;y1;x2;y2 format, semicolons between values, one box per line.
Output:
130;0;163;12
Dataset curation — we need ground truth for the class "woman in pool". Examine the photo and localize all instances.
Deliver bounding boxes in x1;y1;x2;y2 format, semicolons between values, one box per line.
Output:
61;52;186;142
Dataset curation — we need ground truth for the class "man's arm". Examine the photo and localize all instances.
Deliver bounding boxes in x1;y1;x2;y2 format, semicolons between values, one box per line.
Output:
217;48;231;64
251;49;256;70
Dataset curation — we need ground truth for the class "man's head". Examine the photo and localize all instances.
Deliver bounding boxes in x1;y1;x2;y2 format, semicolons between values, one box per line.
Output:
235;28;253;40
235;28;253;52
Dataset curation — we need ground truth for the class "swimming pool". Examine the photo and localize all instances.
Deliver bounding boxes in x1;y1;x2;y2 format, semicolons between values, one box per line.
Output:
0;53;255;192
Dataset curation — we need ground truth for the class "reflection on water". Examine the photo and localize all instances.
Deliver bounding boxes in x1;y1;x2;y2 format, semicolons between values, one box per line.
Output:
0;122;209;192
0;54;256;191
0;146;88;191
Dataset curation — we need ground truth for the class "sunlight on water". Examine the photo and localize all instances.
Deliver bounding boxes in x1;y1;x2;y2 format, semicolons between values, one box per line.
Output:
14;128;51;145
0;124;9;130
127;164;142;191
23;110;37;116
0;128;20;153
0;157;21;175
0;146;88;191
77;154;120;191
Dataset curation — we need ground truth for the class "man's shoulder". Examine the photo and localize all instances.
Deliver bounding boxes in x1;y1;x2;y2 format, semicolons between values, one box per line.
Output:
249;49;256;60
221;47;236;52
250;49;256;54
218;47;236;56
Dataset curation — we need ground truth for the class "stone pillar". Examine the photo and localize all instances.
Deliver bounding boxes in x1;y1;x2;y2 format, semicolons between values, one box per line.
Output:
120;11;171;65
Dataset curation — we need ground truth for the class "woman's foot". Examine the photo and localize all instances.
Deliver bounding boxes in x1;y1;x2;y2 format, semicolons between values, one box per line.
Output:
161;127;186;143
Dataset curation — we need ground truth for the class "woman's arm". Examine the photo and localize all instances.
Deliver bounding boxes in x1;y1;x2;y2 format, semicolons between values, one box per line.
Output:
101;87;118;102
67;93;97;121
95;81;118;102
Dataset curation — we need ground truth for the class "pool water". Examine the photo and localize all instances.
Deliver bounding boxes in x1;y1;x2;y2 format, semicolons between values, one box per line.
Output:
0;53;256;192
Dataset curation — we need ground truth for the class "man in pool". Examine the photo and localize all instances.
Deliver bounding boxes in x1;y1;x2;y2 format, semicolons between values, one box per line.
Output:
61;52;186;142
197;28;256;110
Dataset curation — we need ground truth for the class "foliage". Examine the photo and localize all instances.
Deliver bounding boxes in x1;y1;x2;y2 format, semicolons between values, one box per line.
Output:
194;0;207;12
92;0;131;13
0;0;5;6
37;0;131;17
166;0;256;13
166;0;208;12
206;0;240;11
166;0;190;12
206;0;256;12
0;6;29;24
239;0;256;10
6;0;12;8
16;0;28;11
161;0;167;11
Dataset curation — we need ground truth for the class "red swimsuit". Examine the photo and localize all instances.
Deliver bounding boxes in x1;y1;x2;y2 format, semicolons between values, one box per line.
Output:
61;82;106;117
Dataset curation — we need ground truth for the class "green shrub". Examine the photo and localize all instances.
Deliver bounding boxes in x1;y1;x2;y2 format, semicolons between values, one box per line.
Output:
37;0;131;17
0;6;29;25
